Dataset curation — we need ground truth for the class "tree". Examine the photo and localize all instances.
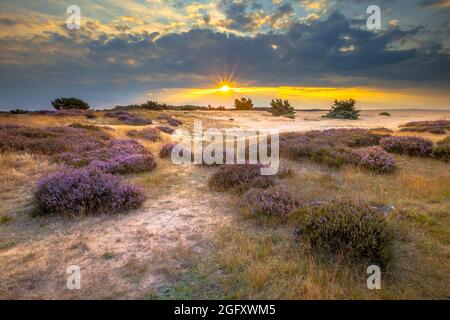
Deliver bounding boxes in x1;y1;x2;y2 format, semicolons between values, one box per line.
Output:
52;97;90;110
323;98;360;120
234;98;254;110
269;99;295;118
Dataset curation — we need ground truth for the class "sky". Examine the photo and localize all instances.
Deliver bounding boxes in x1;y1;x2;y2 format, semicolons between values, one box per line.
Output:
0;0;449;110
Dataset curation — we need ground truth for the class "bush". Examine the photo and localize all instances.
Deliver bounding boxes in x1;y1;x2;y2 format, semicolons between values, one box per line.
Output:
208;164;275;193
269;99;295;118
242;186;299;221
432;136;450;162
10;109;29;114
399;120;450;134
234;98;254;110
310;146;356;168
159;143;176;158
323;99;360;120
0;125;110;154
69;123;103;131
167;118;182;126
157;126;175;134
293;202;392;262
380;136;433;156
54;139;156;174
123;117;152;125
127;128;161;142
353;146;396;174
52;97;90;110
35;168;145;216
379;112;391;116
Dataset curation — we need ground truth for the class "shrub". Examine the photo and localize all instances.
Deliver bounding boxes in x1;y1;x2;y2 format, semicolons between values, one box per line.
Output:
55;139;156;174
379;112;391;116
167;118;182;126
353;146;396;174
380;136;433;156
123;117;152;125
242;186;299;221
105;111;133;118
310;146;356;168
269;99;295;118
127;128;161;142
293;202;392;263
323;99;360;120
35;168;145;216
157;126;175;134
234;98;254;110
399;120;450;134
159;143;176;158
432;136;450;162
52;97;90;110
208;164;275;193
69;123;103;131
10;109;29;114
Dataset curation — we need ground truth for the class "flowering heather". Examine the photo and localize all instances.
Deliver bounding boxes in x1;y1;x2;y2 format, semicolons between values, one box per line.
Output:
380;136;433;156
433;136;450;162
0;125;110;154
35;167;145;216
159;143;176;158
353;146;396;174
167;118;182;126
105;111;152;125
399;120;450;134
293;202;392;263
208;164;275;193
55;139;157;174
242;186;299;221
127;128;161;142
122;117;152;125
157;126;175;134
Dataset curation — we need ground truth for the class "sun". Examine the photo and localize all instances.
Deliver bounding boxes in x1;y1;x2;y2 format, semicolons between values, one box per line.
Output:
219;84;231;93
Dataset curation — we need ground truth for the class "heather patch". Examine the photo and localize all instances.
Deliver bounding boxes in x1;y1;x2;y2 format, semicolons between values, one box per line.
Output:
242;186;299;221
380;136;433;157
167;118;183;127
208;164;275;193
127;128;161;142
433;136;450;162
353;146;396;174
159;143;176;158
292;202;392;263
35;167;145;216
399;120;450;135
157;126;175;134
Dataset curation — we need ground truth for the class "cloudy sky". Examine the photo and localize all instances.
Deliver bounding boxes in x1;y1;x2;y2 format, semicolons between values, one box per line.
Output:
0;0;449;110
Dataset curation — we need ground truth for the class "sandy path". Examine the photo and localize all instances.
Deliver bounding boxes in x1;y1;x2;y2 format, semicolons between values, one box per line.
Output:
0;164;233;299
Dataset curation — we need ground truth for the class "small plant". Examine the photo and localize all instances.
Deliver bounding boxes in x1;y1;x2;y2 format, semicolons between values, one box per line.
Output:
242;186;299;221
52;97;90;110
127;128;161;142
167;118;182;127
159;144;176;158
323;99;360;120
380;136;433;156
208;164;275;193
234;98;254;110
353;146;396;174
432;136;450;162
269;99;295;118
293;202;392;263
157;126;175;134
35;167;145;216
379;112;391;116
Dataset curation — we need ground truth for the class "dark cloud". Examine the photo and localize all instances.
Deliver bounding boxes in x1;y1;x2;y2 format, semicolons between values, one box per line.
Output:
0;11;448;109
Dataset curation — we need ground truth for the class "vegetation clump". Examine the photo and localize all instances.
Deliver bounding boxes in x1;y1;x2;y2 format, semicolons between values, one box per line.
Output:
292;202;392;263
380;136;433;157
208;164;275;193
323;99;360;120
379;112;391;116
159;143;176;158
399;120;450;135
242;186;299;221
35;167;145;216
167;118;182;127
52;97;90;110
353;146;396;174
234;98;254;110
432;136;450;162
269;99;295;118
127;128;161;142
157;126;175;134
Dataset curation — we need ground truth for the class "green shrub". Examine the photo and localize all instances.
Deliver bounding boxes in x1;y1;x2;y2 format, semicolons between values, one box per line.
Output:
379;112;391;116
293;202;392;263
269;99;295;118
51;97;90;110
234;98;254;110
323;99;360;120
433;136;450;162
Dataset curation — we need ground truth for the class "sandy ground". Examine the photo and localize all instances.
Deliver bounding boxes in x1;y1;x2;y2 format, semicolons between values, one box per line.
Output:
198;109;450;133
0;108;449;299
